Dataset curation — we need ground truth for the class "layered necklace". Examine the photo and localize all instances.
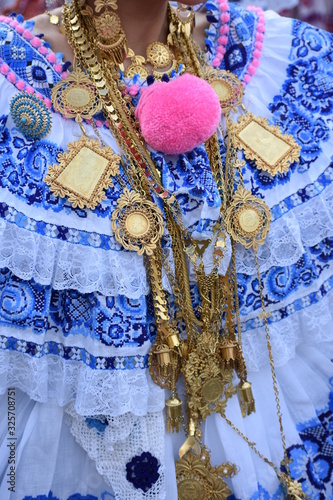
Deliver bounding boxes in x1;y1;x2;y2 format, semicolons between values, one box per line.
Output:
40;1;306;498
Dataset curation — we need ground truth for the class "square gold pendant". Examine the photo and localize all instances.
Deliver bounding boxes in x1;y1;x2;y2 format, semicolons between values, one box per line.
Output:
234;113;301;176
45;136;120;209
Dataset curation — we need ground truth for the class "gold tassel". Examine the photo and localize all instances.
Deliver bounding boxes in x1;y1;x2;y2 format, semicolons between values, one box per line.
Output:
166;395;183;433
219;340;238;367
237;381;255;417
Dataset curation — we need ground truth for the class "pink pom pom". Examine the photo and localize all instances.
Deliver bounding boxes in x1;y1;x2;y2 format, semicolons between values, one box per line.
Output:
0;15;4;22
23;29;33;40
257;23;265;33
221;13;230;23
15;80;25;90
135;74;221;155
129;84;139;96
253;50;261;59
10;20;18;27
31;37;42;48
219;2;229;10
217;36;228;46
7;71;16;83
39;47;48;55
244;74;251;83
252;59;260;67
61;72;68;79
54;63;63;73
95;120;103;127
16;25;24;34
0;63;9;75
255;42;263;50
219;24;229;35
46;53;57;63
256;32;264;41
212;58;221;67
25;85;34;94
247;64;256;75
35;92;43;100
44;98;52;108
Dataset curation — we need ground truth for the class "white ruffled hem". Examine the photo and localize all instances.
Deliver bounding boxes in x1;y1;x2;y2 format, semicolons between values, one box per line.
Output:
0;351;165;416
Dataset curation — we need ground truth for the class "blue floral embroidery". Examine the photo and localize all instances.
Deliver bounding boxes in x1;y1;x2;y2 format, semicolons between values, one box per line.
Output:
23;493;60;500
126;452;160;492
205;2;258;80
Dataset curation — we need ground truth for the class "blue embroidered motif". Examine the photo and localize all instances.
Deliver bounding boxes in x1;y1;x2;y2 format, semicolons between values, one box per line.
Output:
85;416;109;433
126;452;160;492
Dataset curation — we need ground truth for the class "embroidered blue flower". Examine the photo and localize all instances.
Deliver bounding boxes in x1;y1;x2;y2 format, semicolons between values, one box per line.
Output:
126;452;160;492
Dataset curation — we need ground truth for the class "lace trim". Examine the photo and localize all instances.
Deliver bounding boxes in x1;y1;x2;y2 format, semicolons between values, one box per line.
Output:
242;290;333;372
65;405;166;500
236;183;333;274
0;351;164;416
0;219;149;297
0;183;331;298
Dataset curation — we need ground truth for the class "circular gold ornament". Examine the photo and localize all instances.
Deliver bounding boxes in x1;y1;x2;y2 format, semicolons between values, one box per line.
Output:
10;93;52;140
202;378;224;403
125;63;150;80
178;479;205;500
125;212;150;237
146;41;172;68
52;69;102;121
225;187;271;250
65;87;91;108
238;208;260;233
204;69;244;112
111;189;164;255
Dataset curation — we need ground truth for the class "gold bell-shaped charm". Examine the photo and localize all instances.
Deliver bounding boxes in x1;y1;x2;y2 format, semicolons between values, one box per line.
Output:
237;381;255;417
166;394;183;433
220;340;238;367
156;344;172;375
160;321;180;349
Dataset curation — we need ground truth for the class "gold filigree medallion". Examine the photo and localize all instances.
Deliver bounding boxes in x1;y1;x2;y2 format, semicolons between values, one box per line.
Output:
111;189;164;255
234;113;301;176
225;187;271;250
204;68;244;113
51;69;103;122
176;449;235;500
44;136;120;209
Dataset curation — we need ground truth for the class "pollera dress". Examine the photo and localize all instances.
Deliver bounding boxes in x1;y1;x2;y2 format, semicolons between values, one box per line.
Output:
0;2;332;499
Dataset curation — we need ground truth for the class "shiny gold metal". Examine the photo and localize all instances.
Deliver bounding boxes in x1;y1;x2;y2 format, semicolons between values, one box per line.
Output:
234;113;301;176
45;136;120;209
237;381;255;417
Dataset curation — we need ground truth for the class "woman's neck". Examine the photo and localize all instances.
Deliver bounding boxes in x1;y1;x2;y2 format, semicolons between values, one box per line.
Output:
86;0;169;56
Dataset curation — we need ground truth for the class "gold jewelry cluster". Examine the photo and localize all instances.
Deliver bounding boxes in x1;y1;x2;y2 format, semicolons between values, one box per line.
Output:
42;1;305;498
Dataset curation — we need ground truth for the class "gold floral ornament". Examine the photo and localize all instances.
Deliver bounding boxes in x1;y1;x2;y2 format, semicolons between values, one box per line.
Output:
176;448;235;500
44;136;120;209
233;113;301;176
111;189;164;255
51;69;103;123
94;0;118;12
183;350;236;422
279;473;310;500
204;68;244;114
225;186;271;250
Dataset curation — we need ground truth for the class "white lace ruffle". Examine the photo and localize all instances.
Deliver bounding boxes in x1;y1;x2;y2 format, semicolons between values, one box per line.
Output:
0;182;331;296
242;290;333;372
66;405;166;500
0;351;164;416
236;182;333;275
0;219;149;298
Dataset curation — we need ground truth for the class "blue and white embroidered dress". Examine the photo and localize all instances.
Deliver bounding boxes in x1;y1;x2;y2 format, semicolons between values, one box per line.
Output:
0;2;332;499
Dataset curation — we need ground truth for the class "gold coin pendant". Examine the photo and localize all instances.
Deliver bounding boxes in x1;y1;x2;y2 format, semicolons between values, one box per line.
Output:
178;479;205;500
202;378;224;403
238;208;260;233
125;212;150;238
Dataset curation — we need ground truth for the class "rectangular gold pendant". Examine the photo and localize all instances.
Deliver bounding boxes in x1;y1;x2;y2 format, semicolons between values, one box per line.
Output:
44;135;120;209
234;113;301;176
